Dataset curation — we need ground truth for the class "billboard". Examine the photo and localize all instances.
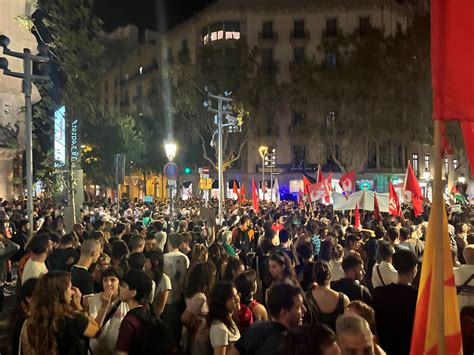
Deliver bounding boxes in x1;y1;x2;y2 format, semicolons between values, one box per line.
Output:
54;105;66;167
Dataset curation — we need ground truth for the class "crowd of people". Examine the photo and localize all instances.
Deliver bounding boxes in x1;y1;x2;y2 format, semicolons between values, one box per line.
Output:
0;194;473;355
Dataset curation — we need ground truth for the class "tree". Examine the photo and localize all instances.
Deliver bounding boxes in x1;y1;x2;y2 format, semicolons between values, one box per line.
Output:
288;17;433;173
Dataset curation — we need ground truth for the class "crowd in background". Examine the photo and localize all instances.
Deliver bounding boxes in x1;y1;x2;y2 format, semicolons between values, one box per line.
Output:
0;195;473;355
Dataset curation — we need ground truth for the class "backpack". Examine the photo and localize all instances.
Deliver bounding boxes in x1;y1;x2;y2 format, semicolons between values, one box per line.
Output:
236;302;254;332
130;307;181;355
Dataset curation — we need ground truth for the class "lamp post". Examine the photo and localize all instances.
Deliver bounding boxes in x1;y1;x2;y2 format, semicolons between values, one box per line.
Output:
258;146;268;200
164;139;177;217
0;35;50;239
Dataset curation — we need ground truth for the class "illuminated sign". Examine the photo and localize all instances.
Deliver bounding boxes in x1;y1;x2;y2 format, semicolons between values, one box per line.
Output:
71;119;79;163
54;106;66;167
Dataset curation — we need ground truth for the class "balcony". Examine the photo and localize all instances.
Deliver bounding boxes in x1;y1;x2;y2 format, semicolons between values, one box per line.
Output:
322;28;343;38
258;31;278;46
290;29;310;44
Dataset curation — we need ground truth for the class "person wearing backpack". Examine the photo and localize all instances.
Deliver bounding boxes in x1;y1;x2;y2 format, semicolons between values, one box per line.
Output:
116;269;179;355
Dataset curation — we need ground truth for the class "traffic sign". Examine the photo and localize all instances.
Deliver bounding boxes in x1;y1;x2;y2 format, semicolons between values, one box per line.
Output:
202;166;210;179
163;162;179;179
200;178;212;190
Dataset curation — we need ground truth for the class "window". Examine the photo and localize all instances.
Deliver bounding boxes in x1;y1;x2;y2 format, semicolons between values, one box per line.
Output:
368;142;377;168
114;77;118;89
326;18;338;36
293;47;305;63
359;17;371;35
326;111;336;127
379;144;391;168
293;20;306;38
445;158;449;174
412;153;419;177
292;110;305;127
393;144;403;168
453;158;458;170
202;22;241;44
225;22;240;40
292;145;306;168
396;21;403;35
262;48;274;67
262;21;274;38
202;27;209;45
424;154;430;172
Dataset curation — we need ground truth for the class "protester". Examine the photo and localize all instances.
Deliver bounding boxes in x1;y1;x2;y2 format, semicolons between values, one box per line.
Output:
234;269;268;322
71;239;101;306
454;244;474;310
21;271;100;354
282;323;341;355
208;281;241;355
268;251;299;287
371;241;398;288
304;260;349;330
336;314;384;355
22;233;50;285
145;249;171;316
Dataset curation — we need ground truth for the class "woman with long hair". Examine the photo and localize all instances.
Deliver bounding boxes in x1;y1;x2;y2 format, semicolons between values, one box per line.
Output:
181;262;217;355
234;269;268;323
207;282;241;355
304;260;349;331
223;257;245;282
144;249;171;316
268;251;299;286
208;243;229;281
21;271;101;355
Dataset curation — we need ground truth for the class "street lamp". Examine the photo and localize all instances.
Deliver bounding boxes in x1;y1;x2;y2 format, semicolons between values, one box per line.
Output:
264;148;277;201
0;35;50;239
258;145;268;200
164;139;177;217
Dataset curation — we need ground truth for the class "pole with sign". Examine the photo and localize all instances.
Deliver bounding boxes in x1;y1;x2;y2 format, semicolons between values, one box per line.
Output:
164;162;179;216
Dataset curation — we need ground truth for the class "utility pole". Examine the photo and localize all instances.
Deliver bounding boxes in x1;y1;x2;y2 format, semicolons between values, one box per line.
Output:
265;149;276;202
204;90;238;224
0;35;50;239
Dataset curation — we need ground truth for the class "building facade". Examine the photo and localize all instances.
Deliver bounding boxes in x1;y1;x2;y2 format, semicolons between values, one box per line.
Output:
99;0;468;200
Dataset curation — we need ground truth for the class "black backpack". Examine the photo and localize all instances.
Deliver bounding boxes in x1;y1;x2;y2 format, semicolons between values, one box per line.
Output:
129;307;182;355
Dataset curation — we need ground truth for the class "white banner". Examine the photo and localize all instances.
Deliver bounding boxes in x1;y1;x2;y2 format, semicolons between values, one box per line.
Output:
332;190;390;212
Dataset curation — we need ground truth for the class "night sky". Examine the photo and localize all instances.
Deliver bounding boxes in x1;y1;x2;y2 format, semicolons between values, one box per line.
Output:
95;0;215;32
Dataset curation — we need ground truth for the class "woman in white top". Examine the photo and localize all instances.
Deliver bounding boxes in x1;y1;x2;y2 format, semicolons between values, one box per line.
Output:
88;266;129;355
144;249;171;316
208;281;241;355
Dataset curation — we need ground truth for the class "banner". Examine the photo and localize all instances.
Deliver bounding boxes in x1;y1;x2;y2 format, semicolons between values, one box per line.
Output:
332;190;389;212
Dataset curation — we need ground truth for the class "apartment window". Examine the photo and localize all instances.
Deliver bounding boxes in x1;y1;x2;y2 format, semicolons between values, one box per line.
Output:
380;144;391;168
293;47;306;63
202;22;241;44
453;158;458;170
424;154;430;172
444;158;449;174
326;18;338;36
202;27;209;45
394;144;403;168
225;22;241;39
262;21;274;38
262;48;274;67
359;17;371;35
292;110;305;127
412;153;419;176
293;20;305;38
325;52;337;68
292;145;306;168
368;142;377;168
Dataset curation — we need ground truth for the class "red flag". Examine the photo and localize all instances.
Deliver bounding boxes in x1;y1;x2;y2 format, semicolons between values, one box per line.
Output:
339;171;355;193
354;204;361;230
251;178;259;213
389;180;402;217
462;122;474;173
324;172;333;203
373;192;382;222
404;162;424;217
302;175;312;196
317;164;324;183
307;182;327;203
232;181;239;200
240;182;246;202
431;0;474;122
298;189;304;208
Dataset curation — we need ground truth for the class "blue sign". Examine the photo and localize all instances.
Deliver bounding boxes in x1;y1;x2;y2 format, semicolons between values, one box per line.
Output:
163;162;179;179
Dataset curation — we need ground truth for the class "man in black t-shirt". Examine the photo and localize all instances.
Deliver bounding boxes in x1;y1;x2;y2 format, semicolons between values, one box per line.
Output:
46;234;78;271
233;283;305;355
331;254;373;306
71;239;101;307
373;249;419;355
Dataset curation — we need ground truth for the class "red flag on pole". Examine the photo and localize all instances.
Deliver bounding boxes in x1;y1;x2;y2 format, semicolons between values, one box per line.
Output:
240;182;246;202
373;192;382;222
354;204;361;230
324;172;333;203
339;171;356;193
389;180;402;217
307;182;327;203
404;162;424;217
252;178;259;213
462;122;474;172
302;175;312;196
232;181;239;200
317;164;324;183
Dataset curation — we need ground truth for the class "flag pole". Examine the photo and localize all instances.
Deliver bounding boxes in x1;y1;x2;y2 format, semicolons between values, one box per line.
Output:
432;119;445;354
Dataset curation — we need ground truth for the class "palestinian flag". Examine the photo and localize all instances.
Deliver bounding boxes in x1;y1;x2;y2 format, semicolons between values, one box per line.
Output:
450;184;467;204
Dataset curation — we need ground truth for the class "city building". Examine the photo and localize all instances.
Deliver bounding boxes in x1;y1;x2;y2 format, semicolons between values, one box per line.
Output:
98;0;469;201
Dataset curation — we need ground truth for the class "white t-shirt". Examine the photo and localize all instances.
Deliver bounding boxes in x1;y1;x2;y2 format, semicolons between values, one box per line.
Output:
210;320;240;348
88;294;129;355
22;259;48;284
329;260;345;282
164;251;189;303
155;273;172;295
454;264;474;310
371;261;398;288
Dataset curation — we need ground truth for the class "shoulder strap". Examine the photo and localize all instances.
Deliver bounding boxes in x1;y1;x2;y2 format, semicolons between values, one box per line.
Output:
102;301;121;326
376;265;385;286
457;274;474;295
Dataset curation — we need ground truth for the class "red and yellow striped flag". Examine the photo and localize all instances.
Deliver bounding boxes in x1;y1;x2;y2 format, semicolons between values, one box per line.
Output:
410;200;462;354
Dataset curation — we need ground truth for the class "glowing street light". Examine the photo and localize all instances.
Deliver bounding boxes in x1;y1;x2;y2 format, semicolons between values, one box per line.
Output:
164;140;177;162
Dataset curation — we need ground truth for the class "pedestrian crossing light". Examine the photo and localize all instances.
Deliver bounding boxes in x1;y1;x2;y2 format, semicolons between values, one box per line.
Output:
184;167;191;174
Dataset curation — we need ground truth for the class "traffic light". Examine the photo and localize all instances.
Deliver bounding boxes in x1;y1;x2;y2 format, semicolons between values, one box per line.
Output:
359;180;370;190
184;166;191;174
